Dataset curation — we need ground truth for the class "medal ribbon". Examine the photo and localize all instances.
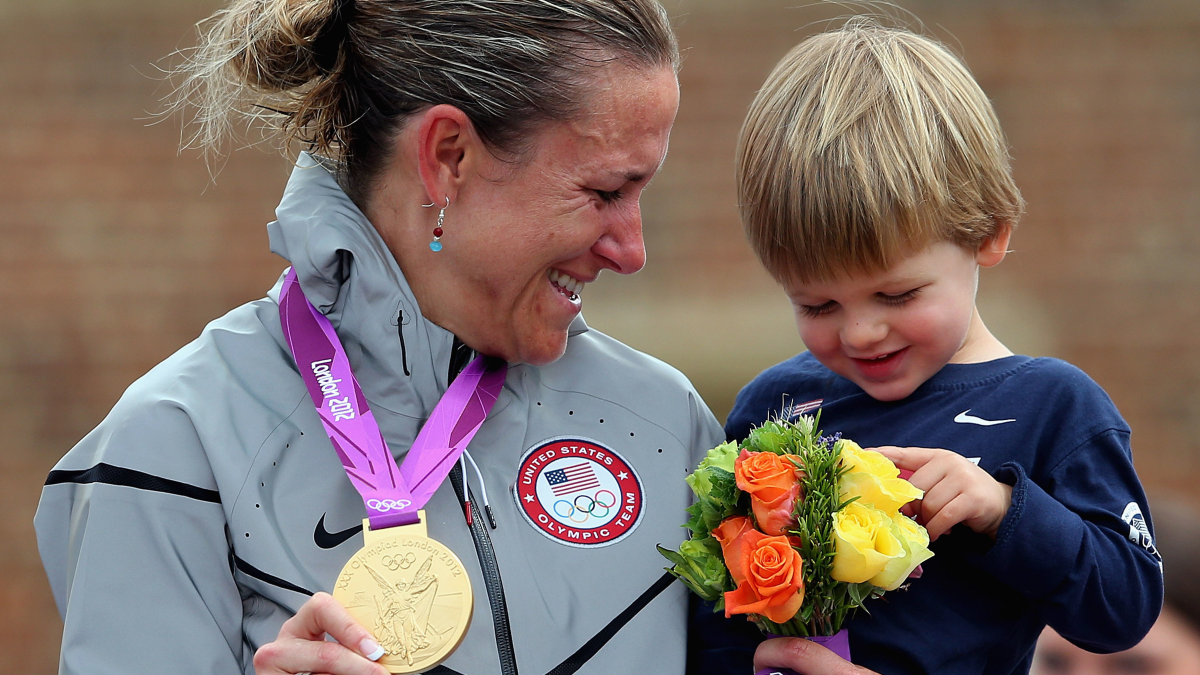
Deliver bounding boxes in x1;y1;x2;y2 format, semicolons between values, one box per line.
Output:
279;269;507;530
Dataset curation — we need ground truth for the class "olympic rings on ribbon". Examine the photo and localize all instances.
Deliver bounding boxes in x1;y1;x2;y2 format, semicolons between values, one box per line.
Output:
366;498;412;513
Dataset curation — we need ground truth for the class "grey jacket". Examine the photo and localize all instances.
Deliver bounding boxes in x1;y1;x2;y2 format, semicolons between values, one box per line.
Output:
35;155;724;675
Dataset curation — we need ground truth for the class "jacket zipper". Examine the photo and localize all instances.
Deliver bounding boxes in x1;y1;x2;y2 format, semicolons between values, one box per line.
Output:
447;340;519;675
396;310;411;377
450;464;519;674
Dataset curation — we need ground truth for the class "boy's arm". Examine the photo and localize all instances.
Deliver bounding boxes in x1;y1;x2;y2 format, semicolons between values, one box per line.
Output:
888;427;1162;653
973;427;1162;652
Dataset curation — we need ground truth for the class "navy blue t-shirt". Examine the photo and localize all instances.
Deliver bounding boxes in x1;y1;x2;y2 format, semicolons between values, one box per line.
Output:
692;353;1163;675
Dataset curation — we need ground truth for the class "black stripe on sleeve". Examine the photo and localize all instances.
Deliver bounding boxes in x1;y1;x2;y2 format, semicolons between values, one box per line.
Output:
45;463;222;504
233;556;315;597
545;572;678;675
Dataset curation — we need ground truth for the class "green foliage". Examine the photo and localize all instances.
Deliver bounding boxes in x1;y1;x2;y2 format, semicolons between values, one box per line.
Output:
658;536;731;603
683;441;744;538
688;440;739;487
743;421;793;455
662;441;742;599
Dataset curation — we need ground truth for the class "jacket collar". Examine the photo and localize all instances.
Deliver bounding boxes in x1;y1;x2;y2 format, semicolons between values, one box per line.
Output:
266;153;456;415
265;153;590;416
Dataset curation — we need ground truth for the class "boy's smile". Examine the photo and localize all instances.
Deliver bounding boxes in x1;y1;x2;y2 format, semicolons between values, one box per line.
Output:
852;347;910;381
783;238;1012;401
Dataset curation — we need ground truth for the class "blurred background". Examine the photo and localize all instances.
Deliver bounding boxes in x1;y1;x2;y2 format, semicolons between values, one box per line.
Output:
2;0;1198;670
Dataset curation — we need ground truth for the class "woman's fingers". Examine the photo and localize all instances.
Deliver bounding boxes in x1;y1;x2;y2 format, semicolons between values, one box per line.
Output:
753;638;877;675
281;593;386;661
255;592;388;675
254;637;387;675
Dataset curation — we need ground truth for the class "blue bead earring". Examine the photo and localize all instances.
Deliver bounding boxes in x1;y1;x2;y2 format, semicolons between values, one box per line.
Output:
422;197;450;252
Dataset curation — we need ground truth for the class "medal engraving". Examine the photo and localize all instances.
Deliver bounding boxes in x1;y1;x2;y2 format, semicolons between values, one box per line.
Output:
333;514;472;674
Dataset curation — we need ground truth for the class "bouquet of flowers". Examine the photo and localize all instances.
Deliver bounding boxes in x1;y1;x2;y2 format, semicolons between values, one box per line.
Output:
659;414;932;654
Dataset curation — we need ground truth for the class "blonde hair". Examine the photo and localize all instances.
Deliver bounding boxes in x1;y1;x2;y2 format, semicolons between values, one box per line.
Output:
736;19;1024;283
169;0;678;202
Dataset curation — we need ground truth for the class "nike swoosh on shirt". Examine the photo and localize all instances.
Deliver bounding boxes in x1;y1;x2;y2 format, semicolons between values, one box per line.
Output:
954;410;1016;426
314;513;363;549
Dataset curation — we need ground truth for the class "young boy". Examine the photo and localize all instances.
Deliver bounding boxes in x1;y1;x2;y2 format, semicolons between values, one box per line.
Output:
714;20;1163;675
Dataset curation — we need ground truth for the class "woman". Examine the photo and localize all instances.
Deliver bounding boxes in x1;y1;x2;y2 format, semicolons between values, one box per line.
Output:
34;2;723;674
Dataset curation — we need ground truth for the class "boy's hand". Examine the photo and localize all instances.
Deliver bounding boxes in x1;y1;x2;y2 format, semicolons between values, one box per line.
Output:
871;446;1013;541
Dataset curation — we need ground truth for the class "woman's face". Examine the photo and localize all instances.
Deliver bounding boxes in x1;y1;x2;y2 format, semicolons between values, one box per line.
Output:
401;64;680;365
1033;607;1200;675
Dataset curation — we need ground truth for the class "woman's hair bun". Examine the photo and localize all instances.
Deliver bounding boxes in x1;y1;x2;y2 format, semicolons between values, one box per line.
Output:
222;0;346;91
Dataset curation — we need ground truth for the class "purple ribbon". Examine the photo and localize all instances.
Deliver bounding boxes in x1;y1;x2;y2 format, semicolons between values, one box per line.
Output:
754;630;851;675
279;269;506;530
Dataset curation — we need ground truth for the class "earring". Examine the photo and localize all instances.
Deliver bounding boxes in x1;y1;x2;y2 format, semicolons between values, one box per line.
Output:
421;197;450;252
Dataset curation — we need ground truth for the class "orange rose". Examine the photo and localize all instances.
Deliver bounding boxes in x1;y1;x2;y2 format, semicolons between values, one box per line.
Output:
735;450;803;535
713;516;805;623
713;516;756;583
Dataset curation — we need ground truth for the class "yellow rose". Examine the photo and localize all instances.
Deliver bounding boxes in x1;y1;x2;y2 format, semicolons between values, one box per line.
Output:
838;441;923;513
869;512;935;591
839;441;898;477
831;501;905;584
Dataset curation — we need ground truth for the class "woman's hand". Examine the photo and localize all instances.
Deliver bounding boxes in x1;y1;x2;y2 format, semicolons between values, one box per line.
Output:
873;446;1013;541
754;638;878;675
253;592;389;675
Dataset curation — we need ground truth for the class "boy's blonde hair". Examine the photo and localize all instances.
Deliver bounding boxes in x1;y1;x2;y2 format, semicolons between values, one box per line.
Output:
737;20;1024;283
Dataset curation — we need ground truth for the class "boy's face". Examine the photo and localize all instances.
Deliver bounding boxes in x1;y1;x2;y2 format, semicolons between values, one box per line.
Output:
783;239;1007;401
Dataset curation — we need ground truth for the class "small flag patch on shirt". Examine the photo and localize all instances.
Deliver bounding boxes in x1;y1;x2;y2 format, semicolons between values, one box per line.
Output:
783;398;823;420
545;463;601;496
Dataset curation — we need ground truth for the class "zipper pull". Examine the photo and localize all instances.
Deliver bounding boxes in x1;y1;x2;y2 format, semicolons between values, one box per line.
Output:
462;450;497;530
460;454;473;527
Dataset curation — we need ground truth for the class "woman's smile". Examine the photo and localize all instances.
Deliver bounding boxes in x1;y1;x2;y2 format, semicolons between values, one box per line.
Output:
548;268;586;305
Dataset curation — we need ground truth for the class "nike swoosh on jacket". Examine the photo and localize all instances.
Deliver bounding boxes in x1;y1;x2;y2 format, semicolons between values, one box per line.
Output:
313;514;362;549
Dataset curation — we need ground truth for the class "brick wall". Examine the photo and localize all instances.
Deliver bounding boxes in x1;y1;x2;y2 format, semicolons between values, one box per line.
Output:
3;0;1197;670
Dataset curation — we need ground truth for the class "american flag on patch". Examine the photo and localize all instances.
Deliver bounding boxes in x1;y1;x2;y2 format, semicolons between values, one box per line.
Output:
545;463;601;496
782;398;823;420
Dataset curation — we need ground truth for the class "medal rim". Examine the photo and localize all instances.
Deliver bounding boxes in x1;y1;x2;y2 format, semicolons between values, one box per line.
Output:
332;531;473;674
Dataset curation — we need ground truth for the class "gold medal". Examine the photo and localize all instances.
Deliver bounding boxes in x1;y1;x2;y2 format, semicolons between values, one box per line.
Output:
333;511;473;674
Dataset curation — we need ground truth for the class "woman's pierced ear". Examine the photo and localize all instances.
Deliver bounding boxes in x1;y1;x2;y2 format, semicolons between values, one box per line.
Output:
422;197;451;252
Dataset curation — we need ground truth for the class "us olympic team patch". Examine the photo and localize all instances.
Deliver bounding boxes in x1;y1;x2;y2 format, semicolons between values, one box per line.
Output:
513;437;644;548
